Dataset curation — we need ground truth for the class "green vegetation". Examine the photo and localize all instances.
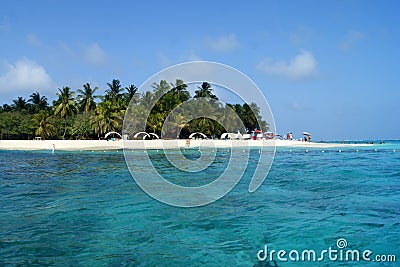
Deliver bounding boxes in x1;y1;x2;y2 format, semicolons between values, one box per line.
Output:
0;79;268;140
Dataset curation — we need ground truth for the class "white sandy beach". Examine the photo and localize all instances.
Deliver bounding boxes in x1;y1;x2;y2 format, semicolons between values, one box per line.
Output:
0;139;370;151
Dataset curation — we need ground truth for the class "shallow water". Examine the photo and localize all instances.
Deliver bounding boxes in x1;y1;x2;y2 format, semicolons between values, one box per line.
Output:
0;143;399;266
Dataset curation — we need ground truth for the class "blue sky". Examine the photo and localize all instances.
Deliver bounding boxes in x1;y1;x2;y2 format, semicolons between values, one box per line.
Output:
1;1;399;140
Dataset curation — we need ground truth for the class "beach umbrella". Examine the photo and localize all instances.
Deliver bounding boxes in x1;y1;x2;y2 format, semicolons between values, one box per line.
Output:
254;129;262;133
302;131;311;136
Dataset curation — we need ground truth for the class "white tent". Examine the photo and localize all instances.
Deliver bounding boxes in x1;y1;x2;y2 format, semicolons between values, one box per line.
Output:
148;133;160;139
132;132;160;140
104;131;122;139
189;132;208;139
133;132;150;139
221;133;233;139
221;132;244;139
242;134;251;140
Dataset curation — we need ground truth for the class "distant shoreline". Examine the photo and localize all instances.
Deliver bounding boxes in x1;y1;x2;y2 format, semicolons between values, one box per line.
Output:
0;139;372;151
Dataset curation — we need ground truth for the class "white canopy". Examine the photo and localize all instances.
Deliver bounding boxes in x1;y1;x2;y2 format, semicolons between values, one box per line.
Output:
133;132;150;139
189;132;208;139
132;132;160;140
104;131;122;139
148;133;160;139
221;133;233;139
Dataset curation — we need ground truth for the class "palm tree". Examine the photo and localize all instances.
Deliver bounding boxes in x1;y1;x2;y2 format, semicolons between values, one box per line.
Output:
171;79;190;103
151;80;171;118
32;110;55;139
28;92;48;112
123;104;148;137
194;82;218;100
249;102;268;131
124;84;138;104
54;87;77;139
241;103;256;130
195;99;220;136
77;83;100;112
1;104;12;112
147;113;164;134
106;79;124;102
91;101;121;138
141;91;154;110
152;80;171;100
171;114;188;138
12;97;29;111
223;104;243;133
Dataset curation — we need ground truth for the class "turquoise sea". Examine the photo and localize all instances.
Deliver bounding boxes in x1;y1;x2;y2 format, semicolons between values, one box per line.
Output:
1;142;399;266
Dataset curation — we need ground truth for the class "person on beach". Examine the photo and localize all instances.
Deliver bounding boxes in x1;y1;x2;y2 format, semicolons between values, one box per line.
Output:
52;144;55;153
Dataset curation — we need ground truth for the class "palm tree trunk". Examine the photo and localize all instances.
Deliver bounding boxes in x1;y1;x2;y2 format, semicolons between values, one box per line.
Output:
63;119;67;139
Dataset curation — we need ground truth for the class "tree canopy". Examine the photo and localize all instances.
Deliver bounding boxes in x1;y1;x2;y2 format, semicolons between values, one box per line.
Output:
0;79;268;140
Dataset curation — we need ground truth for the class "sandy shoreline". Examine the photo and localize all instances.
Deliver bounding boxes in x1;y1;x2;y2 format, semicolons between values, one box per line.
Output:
0;139;370;151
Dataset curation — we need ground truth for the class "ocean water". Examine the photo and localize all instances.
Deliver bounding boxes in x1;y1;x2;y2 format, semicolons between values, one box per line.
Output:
0;143;399;266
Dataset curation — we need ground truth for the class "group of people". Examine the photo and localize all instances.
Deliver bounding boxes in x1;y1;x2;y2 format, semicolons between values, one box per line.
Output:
286;132;311;142
250;131;274;140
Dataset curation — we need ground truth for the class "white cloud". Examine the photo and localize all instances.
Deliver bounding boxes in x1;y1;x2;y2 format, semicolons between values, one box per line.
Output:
257;50;318;80
83;43;108;66
205;34;239;53
26;33;43;46
338;31;365;52
0;58;54;103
